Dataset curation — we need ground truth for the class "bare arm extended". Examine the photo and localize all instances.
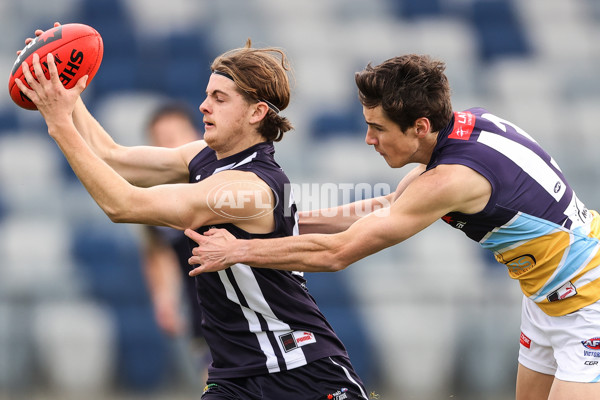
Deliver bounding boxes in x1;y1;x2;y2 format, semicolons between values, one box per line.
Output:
72;97;206;187
16;54;275;233
298;164;426;234
185;163;491;274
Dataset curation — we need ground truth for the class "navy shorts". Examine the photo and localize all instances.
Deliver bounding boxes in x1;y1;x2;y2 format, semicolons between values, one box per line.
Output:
201;356;368;400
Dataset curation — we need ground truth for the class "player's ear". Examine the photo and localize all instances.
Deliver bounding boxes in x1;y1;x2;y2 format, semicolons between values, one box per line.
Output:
249;101;269;124
414;117;431;137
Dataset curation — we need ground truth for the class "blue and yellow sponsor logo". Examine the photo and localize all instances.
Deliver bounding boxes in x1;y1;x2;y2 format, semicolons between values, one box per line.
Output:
497;253;536;276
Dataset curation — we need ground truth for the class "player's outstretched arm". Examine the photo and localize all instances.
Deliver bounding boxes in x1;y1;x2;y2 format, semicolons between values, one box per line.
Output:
185;163;491;274
71;97;208;187
185;203;413;274
298;194;393;234
297;164;425;234
16;53;273;232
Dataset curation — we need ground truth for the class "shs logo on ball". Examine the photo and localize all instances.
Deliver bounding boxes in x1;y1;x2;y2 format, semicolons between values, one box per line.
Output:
56;49;85;87
206;180;278;220
17;50;86;106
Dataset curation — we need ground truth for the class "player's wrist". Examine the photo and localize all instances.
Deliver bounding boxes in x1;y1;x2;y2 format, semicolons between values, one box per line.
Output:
47;116;78;137
232;239;251;266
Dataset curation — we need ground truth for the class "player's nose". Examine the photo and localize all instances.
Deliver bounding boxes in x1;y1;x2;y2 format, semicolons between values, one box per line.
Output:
199;98;210;114
365;129;377;146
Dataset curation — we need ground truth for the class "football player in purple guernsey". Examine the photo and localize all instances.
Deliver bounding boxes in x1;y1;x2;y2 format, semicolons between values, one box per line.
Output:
186;54;600;400
16;28;368;399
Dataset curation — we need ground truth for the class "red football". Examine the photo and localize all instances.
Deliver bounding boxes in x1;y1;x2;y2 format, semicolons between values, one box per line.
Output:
8;23;104;110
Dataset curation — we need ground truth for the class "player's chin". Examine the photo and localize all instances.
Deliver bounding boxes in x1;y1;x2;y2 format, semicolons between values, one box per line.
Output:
202;131;218;149
384;157;404;169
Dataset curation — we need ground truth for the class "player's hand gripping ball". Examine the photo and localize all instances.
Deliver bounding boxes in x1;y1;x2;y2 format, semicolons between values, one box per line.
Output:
8;23;103;110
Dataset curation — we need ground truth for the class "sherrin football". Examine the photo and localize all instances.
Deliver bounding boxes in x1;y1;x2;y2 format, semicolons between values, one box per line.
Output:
8;23;104;110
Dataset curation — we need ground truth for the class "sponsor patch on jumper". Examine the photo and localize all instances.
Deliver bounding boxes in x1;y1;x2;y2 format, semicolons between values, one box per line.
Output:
441;215;467;229
448;111;475;140
327;387;349;400
520;332;531;349
547;281;577;302
279;330;317;352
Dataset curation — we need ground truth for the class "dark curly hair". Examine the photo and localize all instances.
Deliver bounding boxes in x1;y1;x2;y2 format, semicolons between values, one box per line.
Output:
355;54;453;133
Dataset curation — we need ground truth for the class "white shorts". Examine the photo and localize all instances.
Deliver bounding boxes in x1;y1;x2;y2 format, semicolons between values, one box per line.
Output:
518;295;600;382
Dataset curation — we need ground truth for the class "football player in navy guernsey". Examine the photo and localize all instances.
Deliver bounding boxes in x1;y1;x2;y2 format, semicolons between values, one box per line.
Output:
185;54;600;400
16;30;368;399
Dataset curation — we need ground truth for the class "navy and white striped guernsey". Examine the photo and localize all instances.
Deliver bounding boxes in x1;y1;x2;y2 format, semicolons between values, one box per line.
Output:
187;141;349;379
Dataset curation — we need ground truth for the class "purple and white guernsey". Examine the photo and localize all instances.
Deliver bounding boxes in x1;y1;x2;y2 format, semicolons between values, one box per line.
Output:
429;108;600;316
188;141;349;379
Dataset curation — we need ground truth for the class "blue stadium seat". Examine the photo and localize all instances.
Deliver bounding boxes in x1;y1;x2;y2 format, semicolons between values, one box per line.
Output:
310;101;365;138
471;0;531;63
134;40;169;92
306;273;380;387
0;108;19;135
92;58;138;97
78;0;134;52
163;31;213;103
113;305;169;391
71;224;170;390
134;30;213;100
71;225;149;304
164;31;212;62
78;0;137;97
390;0;443;19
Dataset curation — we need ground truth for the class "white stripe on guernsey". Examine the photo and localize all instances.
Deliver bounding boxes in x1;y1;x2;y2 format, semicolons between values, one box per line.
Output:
235;152;258;168
569;243;600;288
229;264;291;332
218;268;281;373
212;152;258;175
230;264;308;368
482;113;562;173
529;241;600;302
482;113;537;142
479;213;520;244
477;131;566;202
221;263;309;371
329;357;368;399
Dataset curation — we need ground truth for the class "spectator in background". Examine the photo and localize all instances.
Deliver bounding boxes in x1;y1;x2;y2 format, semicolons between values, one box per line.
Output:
142;102;209;386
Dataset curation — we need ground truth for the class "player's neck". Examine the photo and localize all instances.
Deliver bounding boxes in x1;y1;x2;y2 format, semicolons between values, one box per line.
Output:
215;133;265;160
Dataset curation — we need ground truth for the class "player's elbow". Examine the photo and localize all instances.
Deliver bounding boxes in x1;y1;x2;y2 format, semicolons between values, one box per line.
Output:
103;201;134;224
103;190;148;224
327;258;349;272
105;208;128;223
299;234;356;272
321;244;353;272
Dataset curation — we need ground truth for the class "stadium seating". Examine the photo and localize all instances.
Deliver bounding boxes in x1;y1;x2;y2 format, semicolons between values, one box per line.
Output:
1;0;599;398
